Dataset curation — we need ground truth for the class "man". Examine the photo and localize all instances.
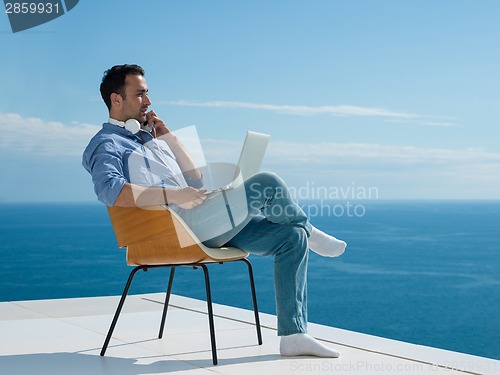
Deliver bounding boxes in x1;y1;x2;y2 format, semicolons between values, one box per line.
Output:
83;64;347;358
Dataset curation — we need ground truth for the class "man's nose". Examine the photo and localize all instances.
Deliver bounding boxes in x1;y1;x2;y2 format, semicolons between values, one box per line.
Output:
144;95;152;106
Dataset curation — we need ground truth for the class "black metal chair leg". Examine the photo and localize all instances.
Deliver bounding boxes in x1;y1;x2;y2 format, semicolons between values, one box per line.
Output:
100;265;147;356
241;258;263;345
200;264;218;365
101;259;259;365
158;267;176;339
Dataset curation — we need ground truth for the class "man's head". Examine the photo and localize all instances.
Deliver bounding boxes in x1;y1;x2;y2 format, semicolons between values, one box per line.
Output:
100;64;151;122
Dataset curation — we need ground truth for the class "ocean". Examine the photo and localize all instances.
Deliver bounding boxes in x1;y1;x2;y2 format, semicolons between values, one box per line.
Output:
0;200;499;360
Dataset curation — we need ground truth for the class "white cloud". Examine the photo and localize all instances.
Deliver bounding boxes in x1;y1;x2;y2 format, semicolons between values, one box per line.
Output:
267;141;500;164
2;111;496;175
201;139;500;199
385;119;457;127
202;138;500;167
2;112;498;199
164;100;454;125
0;112;100;156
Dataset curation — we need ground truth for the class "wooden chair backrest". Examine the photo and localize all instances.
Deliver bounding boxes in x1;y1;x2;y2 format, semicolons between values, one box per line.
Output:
107;206;178;248
106;205;209;265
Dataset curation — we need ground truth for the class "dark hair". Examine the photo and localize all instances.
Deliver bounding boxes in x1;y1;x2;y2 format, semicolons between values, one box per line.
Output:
100;64;145;110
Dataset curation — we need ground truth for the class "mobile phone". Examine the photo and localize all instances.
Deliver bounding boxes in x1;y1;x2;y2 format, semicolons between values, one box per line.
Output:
142;120;154;132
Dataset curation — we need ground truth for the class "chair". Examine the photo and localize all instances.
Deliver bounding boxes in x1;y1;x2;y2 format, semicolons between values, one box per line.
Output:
100;205;262;365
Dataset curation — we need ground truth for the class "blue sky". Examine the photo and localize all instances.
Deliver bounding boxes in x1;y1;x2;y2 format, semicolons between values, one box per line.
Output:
0;0;499;202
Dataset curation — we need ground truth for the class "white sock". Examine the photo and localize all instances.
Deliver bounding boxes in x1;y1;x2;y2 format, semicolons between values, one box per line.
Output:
308;226;347;257
280;333;340;358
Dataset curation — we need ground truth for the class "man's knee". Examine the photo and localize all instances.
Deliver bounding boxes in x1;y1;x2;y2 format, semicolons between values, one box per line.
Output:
281;226;308;253
247;171;286;194
252;171;282;186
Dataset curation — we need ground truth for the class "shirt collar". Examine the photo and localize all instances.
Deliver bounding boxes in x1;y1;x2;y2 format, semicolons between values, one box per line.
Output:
104;118;154;143
108;117;126;127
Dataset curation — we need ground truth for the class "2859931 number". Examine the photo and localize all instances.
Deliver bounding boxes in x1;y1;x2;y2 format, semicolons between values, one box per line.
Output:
5;2;60;14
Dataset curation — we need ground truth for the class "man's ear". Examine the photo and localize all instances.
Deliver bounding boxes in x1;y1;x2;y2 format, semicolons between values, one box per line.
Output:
110;92;122;108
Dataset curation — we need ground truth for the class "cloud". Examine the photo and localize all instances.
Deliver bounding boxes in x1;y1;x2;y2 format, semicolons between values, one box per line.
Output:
267;142;500;164
285;143;500;199
203;138;500;168
267;142;500;183
0;112;100;156
1;112;498;199
164;100;454;125
385;119;457;127
1;111;495;177
201;139;500;195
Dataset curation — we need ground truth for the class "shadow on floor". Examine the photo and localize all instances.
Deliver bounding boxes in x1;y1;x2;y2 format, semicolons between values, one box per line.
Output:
0;351;283;375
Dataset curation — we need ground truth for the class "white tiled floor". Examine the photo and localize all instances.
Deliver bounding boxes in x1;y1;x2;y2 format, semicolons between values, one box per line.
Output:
0;293;498;374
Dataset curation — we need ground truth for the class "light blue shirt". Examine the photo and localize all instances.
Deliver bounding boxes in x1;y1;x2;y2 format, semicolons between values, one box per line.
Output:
82;123;203;205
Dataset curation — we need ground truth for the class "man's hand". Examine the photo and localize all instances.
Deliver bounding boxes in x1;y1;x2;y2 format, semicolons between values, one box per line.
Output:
167;187;207;209
146;110;171;138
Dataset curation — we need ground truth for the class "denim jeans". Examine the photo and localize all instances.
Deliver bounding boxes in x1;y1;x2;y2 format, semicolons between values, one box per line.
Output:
175;171;312;335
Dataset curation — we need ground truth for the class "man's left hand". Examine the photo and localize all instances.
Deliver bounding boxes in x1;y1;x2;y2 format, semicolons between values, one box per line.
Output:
146;110;170;137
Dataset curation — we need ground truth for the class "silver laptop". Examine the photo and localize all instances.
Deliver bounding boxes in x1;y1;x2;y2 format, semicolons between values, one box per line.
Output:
207;131;270;195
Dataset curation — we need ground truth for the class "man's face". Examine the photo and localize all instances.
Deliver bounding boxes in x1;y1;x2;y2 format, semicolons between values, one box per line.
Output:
119;74;151;122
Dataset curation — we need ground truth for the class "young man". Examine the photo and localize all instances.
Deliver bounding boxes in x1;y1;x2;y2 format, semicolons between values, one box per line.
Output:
82;64;347;358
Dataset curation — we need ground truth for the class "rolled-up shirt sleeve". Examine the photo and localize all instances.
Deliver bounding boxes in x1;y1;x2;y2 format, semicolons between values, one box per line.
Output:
86;141;128;206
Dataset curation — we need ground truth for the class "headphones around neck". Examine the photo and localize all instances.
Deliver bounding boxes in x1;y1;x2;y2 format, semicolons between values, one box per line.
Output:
124;119;141;134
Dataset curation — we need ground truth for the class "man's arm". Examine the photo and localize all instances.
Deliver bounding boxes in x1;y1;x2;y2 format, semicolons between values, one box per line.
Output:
114;182;206;209
148;111;202;180
159;133;202;180
83;135;205;209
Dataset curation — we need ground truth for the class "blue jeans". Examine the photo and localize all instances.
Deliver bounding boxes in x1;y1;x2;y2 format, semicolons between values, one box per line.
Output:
175;171;312;335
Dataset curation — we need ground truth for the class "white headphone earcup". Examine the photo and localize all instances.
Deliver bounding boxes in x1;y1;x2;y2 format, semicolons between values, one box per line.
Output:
124;119;141;134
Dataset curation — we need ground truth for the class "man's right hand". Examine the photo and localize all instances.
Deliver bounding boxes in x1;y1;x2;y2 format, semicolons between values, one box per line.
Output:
168;187;207;209
113;183;207;209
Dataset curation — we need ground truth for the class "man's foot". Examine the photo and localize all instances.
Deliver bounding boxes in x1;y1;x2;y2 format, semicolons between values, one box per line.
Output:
280;333;340;358
308;226;347;257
